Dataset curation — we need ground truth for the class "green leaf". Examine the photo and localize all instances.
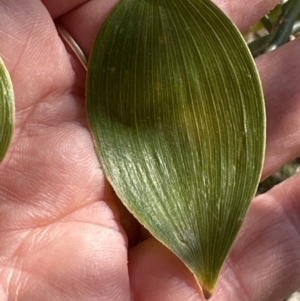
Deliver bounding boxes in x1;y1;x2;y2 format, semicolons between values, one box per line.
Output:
87;0;265;298
0;57;14;162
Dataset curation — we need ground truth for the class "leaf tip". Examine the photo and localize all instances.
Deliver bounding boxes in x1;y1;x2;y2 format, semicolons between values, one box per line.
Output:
202;287;213;300
195;275;216;300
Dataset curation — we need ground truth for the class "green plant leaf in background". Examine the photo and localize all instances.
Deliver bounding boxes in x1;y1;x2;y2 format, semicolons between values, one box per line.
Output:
0;57;14;162
87;0;266;298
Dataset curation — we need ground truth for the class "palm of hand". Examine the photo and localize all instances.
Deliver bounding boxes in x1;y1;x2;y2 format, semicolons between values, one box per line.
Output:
0;0;299;300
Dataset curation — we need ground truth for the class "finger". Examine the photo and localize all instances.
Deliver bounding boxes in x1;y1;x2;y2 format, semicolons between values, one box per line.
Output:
57;0;280;57
41;0;88;19
256;38;300;179
214;172;300;301
129;172;300;301
216;0;280;32
57;0;118;56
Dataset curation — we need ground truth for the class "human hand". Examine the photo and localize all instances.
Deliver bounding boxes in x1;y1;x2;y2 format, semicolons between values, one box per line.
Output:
0;0;299;300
